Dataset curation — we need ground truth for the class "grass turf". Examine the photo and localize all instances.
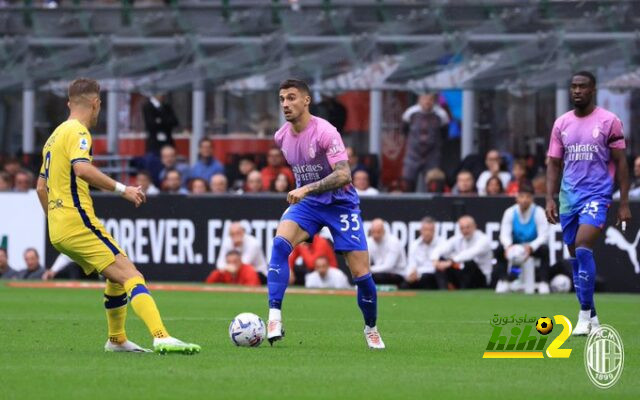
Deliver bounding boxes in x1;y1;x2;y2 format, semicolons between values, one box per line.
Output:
0;283;637;400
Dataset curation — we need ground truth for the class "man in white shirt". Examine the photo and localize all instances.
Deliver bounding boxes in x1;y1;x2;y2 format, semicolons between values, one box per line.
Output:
431;215;493;289
495;183;550;294
353;170;379;196
403;217;442;289
305;256;352;290
476;150;512;195
366;219;407;285
216;222;268;282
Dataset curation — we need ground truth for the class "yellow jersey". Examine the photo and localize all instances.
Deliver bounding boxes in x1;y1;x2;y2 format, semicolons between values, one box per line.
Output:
40;119;97;243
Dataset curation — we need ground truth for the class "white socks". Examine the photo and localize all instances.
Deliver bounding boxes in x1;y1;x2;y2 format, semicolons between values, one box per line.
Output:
269;308;282;321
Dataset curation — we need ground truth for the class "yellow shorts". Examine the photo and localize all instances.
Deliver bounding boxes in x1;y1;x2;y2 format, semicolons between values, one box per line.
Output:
52;221;126;275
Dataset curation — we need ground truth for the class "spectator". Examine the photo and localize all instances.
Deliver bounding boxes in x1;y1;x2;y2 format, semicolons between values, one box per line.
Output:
188;178;208;194
367;218;407;285
261;148;294;191
424;168;449;194
431;215;493;289
189;139;224;183
143;92;179;155
476;150;511;195
0;248;21;279
205;250;261;286
230;157;257;192
270;172;294;193
404;217;442;290
347;146;378;188
22;248;45;280
485;176;505;196
305;256;352;289
13;170;33;192
532;173;547;196
209;173;229;194
158;145;189;187
289;234;338;284
162;169;188;194
216;222;267;280
245;170;264;193
135;170;160;195
0;171;11;191
2;157;21;177
451;170;476;196
506;160;528;196
495;182;550;294
615;155;640;199
402;93;448;191
353;170;379;196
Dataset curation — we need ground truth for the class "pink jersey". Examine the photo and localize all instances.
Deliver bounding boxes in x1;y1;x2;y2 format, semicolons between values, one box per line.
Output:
275;116;358;205
547;106;625;214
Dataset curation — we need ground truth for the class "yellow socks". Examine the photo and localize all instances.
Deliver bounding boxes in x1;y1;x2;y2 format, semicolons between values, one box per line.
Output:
123;276;169;339
104;280;128;344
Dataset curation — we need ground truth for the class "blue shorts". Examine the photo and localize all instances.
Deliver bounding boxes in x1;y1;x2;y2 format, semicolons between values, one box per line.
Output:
560;198;610;245
281;200;368;252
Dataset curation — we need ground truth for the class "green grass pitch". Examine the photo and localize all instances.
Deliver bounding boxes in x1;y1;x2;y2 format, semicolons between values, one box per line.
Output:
0;283;637;399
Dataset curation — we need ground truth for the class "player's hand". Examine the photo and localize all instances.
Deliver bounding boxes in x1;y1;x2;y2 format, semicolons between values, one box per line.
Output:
42;269;56;280
407;270;418;283
616;202;632;231
287;186;309;204
123;185;146;208
545;198;559;224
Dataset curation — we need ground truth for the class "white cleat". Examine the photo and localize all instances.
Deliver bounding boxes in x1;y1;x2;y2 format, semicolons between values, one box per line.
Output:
267;320;285;346
364;326;385;350
495;280;510;294
572;310;592;336
104;339;152;353
537;282;550;295
590;316;601;332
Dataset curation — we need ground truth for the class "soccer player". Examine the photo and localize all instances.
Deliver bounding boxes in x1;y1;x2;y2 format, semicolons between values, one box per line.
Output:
546;71;631;336
266;79;384;349
35;78;200;354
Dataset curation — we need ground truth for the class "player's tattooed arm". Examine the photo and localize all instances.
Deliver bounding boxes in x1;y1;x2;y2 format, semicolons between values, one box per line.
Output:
287;161;352;204
306;160;352;195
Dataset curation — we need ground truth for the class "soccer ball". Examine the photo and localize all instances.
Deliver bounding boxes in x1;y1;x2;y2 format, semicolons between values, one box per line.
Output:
550;274;571;293
536;317;553;335
506;244;528;265
229;312;266;347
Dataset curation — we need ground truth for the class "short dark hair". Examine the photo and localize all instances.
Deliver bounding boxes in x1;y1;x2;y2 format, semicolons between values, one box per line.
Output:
136;170;152;180
279;79;311;97
165;168;181;179
226;249;241;258
68;78;100;100
518;180;534;195
573;71;596;87
23;247;38;257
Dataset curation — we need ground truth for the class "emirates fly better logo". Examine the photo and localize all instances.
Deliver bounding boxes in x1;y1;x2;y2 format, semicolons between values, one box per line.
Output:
584;325;624;389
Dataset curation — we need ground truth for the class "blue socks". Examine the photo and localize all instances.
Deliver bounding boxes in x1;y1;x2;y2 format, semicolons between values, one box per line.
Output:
575;247;596;317
570;258;582;305
267;236;293;310
353;273;378;328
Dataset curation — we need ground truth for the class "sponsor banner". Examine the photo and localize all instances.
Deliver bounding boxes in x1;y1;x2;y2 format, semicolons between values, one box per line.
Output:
1;193;629;291
0;191;46;270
